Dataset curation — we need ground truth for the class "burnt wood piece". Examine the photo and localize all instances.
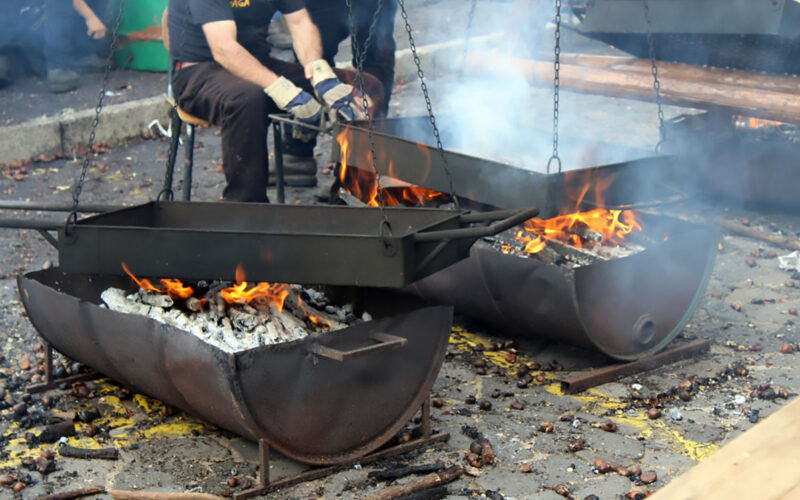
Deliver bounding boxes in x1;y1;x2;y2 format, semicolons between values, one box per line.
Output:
59;444;119;460
560;339;711;394
714;217;800;251
362;466;463;500
109;491;222;500
34;486;106;500
368;463;446;481
393;486;449;500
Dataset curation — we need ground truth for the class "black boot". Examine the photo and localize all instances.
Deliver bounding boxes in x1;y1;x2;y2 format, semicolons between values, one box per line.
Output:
269;154;318;187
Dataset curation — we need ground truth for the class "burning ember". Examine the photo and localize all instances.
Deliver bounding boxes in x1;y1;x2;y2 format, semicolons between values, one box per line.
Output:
336;130;450;207
513;181;642;257
105;264;368;353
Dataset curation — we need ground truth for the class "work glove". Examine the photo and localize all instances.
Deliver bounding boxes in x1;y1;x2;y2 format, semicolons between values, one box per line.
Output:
310;59;365;122
265;76;323;142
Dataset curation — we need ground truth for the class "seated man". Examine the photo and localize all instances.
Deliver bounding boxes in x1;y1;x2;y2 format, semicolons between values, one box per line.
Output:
168;0;385;201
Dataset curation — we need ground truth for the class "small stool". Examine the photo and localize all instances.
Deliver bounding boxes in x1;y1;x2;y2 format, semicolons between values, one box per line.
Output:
164;97;210;200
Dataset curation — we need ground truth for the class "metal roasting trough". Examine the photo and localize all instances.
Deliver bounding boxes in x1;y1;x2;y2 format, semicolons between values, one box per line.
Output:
18;268;454;465
408;213;718;361
0;201;538;287
333;118;718;360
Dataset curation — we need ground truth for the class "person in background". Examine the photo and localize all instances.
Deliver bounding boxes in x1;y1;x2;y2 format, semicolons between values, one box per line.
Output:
44;0;113;92
0;1;46;89
166;0;384;202
272;0;397;187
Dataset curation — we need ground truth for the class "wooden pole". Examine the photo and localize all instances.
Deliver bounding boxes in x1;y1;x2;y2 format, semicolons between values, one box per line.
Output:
465;52;800;124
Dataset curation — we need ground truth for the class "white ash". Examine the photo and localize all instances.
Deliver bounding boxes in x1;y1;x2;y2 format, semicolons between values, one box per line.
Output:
100;284;365;354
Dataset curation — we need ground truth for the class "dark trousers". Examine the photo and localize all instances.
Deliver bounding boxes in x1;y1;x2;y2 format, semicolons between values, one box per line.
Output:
172;56;384;202
43;0;112;71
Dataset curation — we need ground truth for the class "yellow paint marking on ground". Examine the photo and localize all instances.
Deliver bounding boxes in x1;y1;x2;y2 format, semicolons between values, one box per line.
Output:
0;380;204;468
142;419;206;439
452;327;720;462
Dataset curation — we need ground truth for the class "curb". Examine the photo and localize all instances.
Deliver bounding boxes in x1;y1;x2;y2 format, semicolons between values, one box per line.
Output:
0;96;171;165
0;34;502;164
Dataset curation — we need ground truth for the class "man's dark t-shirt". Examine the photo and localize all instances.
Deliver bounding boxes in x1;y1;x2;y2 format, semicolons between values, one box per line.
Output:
168;0;303;62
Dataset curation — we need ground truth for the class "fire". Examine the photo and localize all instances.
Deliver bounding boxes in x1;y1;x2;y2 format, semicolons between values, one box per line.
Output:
733;115;788;132
122;263;291;312
514;175;642;254
122;262;194;299
336;131;449;207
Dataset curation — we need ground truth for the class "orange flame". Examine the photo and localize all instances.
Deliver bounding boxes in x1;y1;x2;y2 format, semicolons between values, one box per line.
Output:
514;170;642;254
218;264;291;311
335;132;448;207
122;262;195;299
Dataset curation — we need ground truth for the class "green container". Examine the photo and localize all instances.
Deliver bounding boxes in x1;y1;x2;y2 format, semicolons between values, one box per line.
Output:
114;0;169;72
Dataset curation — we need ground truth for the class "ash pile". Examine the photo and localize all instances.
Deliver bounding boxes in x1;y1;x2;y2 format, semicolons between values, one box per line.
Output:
101;270;369;353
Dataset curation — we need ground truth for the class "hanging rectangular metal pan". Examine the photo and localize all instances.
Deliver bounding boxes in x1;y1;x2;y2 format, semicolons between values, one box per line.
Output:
56;201;537;287
332;118;683;216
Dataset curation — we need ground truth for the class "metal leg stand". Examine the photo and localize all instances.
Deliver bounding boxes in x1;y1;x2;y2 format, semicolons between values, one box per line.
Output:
182;123;195;201
234;397;449;499
27;342;99;394
272;121;285;204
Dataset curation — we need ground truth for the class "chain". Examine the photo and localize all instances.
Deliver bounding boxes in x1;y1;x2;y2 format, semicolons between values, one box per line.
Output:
68;0;126;227
397;0;459;209
346;0;393;240
643;0;666;151
546;0;562;174
457;0;479;80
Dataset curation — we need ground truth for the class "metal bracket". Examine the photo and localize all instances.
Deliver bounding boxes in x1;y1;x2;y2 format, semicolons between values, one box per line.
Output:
234;396;448;499
311;333;407;362
26;342;100;394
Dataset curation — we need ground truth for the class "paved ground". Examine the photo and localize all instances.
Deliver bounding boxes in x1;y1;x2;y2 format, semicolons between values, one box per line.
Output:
1;3;800;500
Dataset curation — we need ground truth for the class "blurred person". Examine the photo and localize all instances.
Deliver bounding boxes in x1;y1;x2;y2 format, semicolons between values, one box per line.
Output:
0;1;46;89
44;0;114;92
166;0;384;201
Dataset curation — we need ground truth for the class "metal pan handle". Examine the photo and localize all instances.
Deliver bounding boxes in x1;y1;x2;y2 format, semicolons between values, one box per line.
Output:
311;333;408;362
413;207;539;242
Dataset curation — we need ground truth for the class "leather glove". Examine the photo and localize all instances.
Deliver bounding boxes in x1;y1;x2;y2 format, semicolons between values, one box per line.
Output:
310;59;365;122
265;76;323;142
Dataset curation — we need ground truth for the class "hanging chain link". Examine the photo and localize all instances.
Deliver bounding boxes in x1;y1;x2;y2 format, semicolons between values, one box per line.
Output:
397;0;460;209
643;0;666;151
457;0;479;80
69;0;127;226
546;0;562;174
346;0;393;239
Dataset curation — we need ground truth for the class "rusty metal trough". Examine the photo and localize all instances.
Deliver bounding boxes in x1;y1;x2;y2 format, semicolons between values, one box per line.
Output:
18;268;453;465
408;213;717;361
334;118;718;360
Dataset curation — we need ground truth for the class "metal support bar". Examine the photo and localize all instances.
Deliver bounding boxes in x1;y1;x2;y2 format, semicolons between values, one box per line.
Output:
0;201;120;213
560;339;711;394
234;401;449;500
273;121;285;204
182;124;195;201
35;229;59;249
421;396;431;439
26;342;101;394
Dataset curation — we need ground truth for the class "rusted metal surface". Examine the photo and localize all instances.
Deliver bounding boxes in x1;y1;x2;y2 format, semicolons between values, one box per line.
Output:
560;339;711;394
17;268;453;465
52;201;535;287
332;118;680;218
408;214;718;361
